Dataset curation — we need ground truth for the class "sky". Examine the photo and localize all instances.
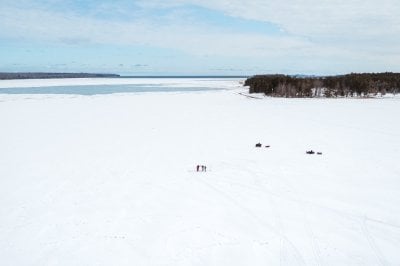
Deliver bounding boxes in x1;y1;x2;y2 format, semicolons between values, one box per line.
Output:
0;0;399;75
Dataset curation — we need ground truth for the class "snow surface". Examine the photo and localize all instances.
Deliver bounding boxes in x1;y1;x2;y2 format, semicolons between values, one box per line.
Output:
0;78;399;265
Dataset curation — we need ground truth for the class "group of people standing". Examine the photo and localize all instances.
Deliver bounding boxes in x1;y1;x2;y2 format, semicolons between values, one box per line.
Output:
196;165;207;172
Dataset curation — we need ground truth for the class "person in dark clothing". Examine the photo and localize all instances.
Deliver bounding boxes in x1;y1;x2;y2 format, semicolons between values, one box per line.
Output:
204;166;207;172
196;165;200;172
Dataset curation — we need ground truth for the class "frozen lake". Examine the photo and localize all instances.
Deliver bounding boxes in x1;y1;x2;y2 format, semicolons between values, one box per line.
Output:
0;78;399;265
0;84;225;95
0;77;242;95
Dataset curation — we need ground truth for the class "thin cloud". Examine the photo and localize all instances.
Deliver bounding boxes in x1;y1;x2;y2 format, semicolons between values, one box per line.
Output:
0;0;399;74
0;5;314;57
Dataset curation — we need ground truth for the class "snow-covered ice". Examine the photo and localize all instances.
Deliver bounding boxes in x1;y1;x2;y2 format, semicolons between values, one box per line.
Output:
0;77;239;89
0;78;399;265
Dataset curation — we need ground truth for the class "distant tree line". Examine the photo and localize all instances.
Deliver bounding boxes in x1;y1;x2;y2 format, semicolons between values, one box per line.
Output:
0;72;120;80
244;73;400;97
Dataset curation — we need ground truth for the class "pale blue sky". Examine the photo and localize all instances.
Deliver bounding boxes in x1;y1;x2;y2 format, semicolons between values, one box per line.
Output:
1;0;399;75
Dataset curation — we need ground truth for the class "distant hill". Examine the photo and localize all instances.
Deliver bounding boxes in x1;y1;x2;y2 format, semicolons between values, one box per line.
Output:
0;72;120;80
